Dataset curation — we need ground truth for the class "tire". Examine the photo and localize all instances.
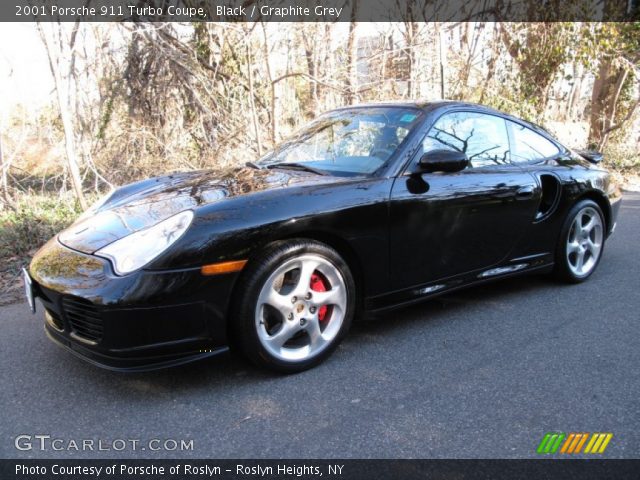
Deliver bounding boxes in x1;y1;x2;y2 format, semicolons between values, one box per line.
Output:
554;199;606;283
232;239;356;373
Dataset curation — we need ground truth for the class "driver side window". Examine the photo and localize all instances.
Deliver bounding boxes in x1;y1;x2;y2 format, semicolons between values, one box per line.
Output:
422;112;511;168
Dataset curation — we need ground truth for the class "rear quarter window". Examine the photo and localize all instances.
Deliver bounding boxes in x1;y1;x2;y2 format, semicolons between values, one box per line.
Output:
508;121;560;162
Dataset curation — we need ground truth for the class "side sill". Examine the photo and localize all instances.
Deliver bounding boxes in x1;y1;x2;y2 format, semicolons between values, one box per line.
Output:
365;263;554;314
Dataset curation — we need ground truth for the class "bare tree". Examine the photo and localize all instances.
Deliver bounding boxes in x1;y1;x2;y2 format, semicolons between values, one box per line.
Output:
2;20;636;209
245;36;263;156
589;55;640;150
0;130;11;210
261;21;279;144
37;21;88;209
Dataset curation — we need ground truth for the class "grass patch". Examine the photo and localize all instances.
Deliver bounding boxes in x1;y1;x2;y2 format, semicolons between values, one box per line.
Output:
0;194;84;305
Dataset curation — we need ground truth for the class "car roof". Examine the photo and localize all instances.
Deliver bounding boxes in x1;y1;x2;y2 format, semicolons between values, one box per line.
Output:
331;100;557;141
331;99;495;112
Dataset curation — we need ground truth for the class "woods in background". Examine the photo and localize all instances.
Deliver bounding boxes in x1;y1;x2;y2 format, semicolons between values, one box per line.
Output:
1;21;639;209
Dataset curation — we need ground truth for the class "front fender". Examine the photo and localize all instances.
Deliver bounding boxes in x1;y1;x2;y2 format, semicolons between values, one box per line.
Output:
147;178;394;297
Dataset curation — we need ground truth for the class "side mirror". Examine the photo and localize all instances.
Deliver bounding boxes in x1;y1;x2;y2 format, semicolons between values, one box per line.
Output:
418;149;469;173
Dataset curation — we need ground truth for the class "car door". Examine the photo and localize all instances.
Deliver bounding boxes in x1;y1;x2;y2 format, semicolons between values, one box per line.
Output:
503;118;567;251
389;110;540;290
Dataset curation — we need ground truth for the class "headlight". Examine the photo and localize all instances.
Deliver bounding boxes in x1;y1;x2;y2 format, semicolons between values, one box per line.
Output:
96;210;194;275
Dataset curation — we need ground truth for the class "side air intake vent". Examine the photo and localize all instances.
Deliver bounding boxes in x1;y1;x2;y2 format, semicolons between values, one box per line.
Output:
535;174;561;221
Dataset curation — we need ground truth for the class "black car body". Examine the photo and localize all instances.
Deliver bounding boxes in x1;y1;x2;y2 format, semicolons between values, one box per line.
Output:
26;101;622;372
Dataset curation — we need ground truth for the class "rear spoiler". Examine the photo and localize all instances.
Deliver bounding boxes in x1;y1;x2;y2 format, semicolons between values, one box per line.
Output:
576;150;604;164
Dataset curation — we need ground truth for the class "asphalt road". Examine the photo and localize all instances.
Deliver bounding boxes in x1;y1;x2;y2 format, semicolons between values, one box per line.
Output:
1;193;639;460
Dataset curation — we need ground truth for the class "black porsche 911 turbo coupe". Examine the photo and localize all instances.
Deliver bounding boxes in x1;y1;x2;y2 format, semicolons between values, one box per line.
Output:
25;101;621;372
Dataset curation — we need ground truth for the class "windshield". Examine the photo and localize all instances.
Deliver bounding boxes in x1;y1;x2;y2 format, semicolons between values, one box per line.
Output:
257;107;424;176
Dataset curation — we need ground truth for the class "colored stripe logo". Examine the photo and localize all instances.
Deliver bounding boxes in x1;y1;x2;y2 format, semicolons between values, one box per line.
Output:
537;433;613;454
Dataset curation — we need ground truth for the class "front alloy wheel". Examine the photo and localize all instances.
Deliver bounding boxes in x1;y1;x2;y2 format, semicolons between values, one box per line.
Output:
256;253;347;362
234;240;355;372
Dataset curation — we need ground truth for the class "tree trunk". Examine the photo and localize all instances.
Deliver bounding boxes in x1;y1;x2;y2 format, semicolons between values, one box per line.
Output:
479;25;500;104
246;44;263;157
57;84;87;209
566;62;584;121
438;24;446;99
345;0;359;104
0;131;13;210
261;23;278;145
405;22;418;98
598;67;628;150
589;59;627;149
38;23;88;209
302;30;319;115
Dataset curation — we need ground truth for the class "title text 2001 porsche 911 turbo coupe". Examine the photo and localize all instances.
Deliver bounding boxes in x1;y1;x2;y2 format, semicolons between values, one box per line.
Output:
25;101;621;372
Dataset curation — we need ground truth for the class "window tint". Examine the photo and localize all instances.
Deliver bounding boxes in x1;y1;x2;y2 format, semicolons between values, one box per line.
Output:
508;121;560;162
422;112;510;167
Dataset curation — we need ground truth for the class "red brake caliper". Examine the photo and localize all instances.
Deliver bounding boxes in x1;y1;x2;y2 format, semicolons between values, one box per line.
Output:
310;273;329;322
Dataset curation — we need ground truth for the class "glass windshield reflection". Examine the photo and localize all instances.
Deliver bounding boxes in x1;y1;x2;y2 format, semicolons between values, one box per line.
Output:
258;107;424;176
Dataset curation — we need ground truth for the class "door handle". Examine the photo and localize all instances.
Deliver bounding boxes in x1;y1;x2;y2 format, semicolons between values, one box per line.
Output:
516;186;535;199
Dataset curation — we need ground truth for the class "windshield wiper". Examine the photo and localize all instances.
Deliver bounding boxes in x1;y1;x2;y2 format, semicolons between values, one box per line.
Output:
245;161;264;170
265;162;329;176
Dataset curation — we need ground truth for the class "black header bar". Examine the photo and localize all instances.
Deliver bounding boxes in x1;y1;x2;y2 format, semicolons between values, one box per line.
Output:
4;0;639;22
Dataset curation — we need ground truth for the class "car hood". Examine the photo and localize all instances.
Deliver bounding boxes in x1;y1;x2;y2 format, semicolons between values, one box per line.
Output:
58;167;344;254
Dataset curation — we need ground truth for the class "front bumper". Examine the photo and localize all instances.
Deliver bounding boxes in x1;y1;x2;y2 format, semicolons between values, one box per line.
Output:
28;238;238;371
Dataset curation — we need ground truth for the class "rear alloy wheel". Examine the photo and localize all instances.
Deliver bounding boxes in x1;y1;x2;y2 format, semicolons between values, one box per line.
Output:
555;200;605;283
234;240;355;372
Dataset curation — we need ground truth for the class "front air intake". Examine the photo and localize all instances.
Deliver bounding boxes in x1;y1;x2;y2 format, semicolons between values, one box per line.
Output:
62;297;103;344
